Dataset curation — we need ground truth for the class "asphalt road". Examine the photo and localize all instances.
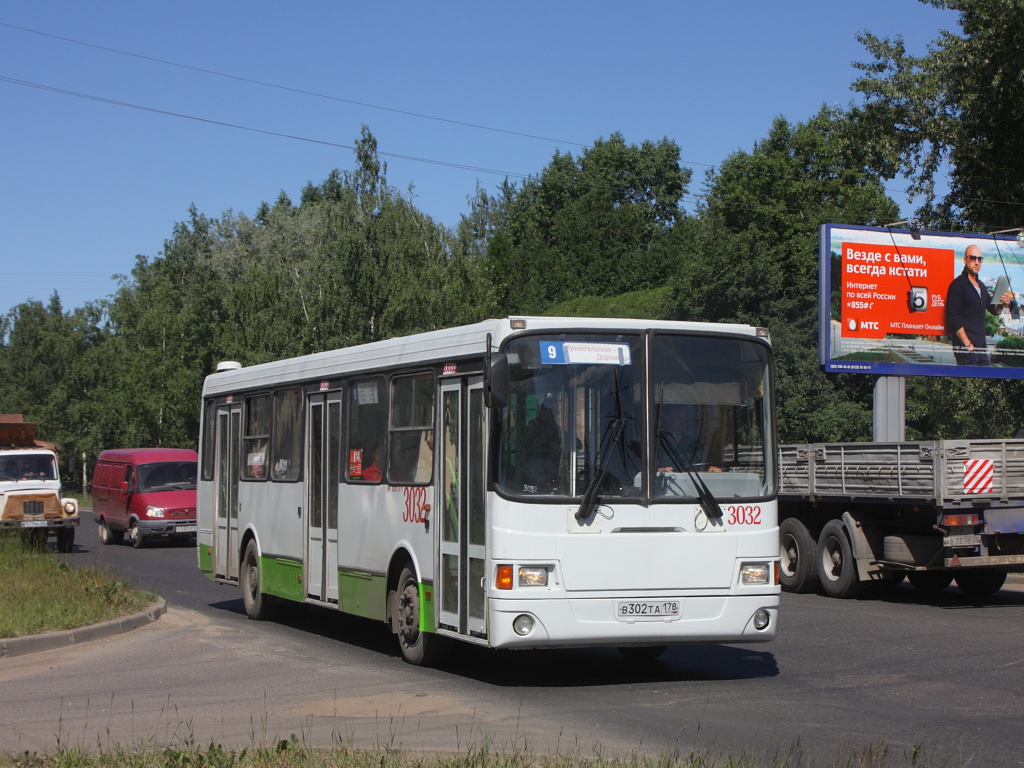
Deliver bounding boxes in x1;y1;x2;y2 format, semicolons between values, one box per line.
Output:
1;516;1022;766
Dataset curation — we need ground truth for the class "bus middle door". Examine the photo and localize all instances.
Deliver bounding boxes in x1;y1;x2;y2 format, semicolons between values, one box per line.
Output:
306;391;341;604
214;403;241;581
437;377;486;640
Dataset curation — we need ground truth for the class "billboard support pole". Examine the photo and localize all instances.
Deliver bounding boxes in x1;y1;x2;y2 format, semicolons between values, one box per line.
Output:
873;375;905;441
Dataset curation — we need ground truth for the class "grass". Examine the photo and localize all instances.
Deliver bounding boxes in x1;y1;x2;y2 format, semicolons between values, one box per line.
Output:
0;736;956;768
0;534;159;638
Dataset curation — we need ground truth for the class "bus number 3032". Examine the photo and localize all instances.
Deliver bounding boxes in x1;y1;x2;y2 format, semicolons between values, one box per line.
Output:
726;505;761;525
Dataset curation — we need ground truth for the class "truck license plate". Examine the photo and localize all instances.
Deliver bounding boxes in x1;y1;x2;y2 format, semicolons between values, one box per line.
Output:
944;534;981;548
176;525;197;534
22;520;48;528
616;600;681;621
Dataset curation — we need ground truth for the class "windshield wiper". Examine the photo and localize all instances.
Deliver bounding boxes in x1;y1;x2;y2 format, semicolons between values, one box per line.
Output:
655;420;724;521
575;417;625;521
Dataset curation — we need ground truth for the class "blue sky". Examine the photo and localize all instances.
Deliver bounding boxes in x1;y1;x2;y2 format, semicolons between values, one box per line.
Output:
1;1;960;318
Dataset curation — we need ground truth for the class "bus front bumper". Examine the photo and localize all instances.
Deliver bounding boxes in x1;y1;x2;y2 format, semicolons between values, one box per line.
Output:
486;593;779;650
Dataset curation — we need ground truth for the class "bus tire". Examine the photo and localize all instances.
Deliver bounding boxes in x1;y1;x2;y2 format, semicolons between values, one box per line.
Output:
779;518;818;593
817;519;863;598
395;564;447;666
242;539;279;620
906;570;953;592
954;569;1007;598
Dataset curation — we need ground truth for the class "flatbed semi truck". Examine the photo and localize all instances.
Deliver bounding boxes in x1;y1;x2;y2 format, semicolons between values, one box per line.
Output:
778;439;1024;598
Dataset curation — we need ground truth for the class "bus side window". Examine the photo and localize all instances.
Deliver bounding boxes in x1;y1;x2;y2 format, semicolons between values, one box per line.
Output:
389;372;435;484
270;387;302;481
242;394;271;480
346;377;387;483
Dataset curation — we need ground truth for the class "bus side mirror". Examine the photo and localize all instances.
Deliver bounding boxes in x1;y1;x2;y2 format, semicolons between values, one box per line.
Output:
486;353;509;410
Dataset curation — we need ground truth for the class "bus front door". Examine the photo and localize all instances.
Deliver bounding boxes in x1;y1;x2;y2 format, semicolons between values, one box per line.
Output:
306;392;341;604
214;403;241;581
437;377;486;639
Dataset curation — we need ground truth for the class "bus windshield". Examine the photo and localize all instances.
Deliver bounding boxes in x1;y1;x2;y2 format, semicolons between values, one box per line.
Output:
495;332;774;502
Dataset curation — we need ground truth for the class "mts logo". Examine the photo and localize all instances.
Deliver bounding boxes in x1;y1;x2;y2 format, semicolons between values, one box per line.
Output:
860;321;880;330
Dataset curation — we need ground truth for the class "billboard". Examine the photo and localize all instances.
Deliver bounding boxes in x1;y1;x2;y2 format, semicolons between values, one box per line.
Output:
820;224;1024;379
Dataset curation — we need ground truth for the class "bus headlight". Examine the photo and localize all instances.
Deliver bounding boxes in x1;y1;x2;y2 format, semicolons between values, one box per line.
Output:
518;566;549;587
512;614;535;636
146;505;166;518
740;563;770;585
752;609;771;631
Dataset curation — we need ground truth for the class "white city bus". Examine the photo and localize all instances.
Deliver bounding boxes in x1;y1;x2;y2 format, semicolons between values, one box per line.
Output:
197;317;779;665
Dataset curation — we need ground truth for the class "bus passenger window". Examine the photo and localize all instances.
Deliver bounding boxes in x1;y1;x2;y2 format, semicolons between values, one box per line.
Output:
242;394;271;480
346;377;387;483
389;372;435;484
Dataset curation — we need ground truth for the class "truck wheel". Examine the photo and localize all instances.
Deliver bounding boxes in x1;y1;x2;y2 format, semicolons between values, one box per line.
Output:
779;518;819;593
241;539;279;620
954;570;1007;598
817;519;863;598
394;564;448;666
906;571;953;592
22;529;46;551
129;522;145;549
56;528;75;553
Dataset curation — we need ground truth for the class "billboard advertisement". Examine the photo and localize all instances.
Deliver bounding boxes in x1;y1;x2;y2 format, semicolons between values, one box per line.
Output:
820;224;1024;379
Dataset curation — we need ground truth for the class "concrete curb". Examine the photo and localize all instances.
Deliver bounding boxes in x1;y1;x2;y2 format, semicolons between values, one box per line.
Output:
0;600;166;658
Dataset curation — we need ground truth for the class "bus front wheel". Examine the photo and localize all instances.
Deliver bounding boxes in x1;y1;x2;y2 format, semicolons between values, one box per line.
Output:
395;564;447;666
242;539;278;620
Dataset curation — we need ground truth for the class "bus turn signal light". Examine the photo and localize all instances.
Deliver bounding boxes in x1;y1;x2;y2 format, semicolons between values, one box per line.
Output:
496;564;513;590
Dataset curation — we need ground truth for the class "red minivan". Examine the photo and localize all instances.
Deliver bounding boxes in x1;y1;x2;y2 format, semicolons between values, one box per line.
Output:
91;448;198;548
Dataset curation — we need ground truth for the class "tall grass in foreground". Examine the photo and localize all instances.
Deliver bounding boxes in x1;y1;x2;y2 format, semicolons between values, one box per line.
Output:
0;736;960;768
0;536;158;638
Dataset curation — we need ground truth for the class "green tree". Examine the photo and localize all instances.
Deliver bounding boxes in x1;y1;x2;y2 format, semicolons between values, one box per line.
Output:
676;107;899;442
476;133;691;314
851;0;1024;229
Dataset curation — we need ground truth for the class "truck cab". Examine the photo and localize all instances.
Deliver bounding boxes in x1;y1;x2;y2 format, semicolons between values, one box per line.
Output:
0;415;78;552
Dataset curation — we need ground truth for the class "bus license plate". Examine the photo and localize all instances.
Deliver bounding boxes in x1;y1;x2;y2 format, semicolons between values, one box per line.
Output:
616;600;681;621
944;534;981;548
176;525;197;534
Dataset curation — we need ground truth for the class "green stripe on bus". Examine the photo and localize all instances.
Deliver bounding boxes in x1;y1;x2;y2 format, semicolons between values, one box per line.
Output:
261;556;303;601
339;569;386;622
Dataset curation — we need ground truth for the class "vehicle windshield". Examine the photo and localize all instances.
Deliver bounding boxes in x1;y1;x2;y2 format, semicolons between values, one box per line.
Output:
650;333;774;500
138;461;197;492
496;334;644;499
495;331;774;502
0;453;57;482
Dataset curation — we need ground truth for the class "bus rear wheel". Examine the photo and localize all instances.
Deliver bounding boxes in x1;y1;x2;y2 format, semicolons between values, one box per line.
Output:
395;564;447;666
